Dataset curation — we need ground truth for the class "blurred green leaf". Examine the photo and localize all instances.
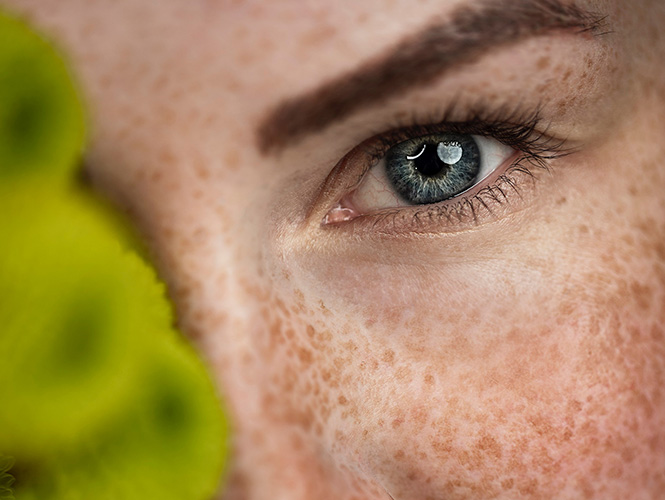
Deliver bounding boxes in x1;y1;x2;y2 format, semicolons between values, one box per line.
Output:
0;188;171;457
0;10;85;184
0;10;230;500
12;334;229;500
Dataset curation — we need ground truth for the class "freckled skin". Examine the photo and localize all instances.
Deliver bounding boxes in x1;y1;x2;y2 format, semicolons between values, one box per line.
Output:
6;0;665;498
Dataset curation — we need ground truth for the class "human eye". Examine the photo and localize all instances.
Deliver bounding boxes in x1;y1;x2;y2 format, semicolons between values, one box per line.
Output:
320;106;571;233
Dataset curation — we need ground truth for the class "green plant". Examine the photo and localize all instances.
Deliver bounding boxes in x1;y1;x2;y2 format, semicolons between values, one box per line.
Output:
0;10;229;500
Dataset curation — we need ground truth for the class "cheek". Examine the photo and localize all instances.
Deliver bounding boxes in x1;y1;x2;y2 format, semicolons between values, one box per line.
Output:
252;181;665;499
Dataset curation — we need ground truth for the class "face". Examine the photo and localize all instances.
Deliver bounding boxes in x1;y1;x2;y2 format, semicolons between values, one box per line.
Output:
10;0;665;498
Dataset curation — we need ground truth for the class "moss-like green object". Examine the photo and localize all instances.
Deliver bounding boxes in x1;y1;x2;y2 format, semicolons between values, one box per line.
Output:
0;455;14;500
0;10;229;500
13;331;229;500
0;10;85;184
0;188;169;458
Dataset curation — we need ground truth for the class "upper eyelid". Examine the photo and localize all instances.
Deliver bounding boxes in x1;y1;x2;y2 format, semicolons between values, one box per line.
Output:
368;107;567;161
256;0;608;155
317;107;573;231
322;107;571;210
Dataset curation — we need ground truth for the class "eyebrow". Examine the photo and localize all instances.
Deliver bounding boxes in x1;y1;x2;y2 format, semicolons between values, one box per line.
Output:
256;0;607;155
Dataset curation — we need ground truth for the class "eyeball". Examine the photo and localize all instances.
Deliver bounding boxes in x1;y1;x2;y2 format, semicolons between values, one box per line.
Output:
351;133;515;212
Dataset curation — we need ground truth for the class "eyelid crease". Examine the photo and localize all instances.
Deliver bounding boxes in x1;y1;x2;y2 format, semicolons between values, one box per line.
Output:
314;102;575;235
360;101;576;178
257;0;609;155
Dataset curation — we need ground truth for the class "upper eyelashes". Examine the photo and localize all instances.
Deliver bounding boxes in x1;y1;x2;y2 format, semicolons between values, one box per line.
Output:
320;104;573;231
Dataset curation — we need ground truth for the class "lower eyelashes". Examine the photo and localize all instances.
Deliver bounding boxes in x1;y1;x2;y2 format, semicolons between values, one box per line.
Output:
320;105;571;232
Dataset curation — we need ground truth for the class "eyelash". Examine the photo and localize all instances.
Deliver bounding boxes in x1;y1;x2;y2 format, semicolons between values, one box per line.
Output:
323;103;573;233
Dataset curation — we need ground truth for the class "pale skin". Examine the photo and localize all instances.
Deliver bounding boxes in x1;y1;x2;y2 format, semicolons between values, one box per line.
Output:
6;0;665;498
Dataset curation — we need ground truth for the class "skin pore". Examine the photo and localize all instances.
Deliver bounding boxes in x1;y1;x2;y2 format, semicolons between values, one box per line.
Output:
5;0;665;498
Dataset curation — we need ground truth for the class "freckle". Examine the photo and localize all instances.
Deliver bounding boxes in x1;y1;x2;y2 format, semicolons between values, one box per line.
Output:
382;349;395;364
338;395;348;405
306;325;315;338
654;241;665;260
537;55;550;69
274;297;288;314
269;318;284;345
501;478;514;490
297;347;314;365
424;373;435;385
475;434;502;459
149;170;163;183
608;464;623;479
620;445;636;463
192;157;211;180
318;299;331;315
568;399;583;412
628;281;652;310
412;407;428;425
391;418;403;429
517;478;538;496
343;340;358;352
318;330;333;343
290;433;304;451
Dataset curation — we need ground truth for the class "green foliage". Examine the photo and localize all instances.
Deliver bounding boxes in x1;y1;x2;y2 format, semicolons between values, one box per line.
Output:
0;9;229;500
11;331;228;500
0;456;14;500
0;190;156;457
0;11;85;186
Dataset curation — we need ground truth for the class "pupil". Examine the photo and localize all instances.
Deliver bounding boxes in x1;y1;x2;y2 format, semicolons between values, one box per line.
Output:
412;143;448;177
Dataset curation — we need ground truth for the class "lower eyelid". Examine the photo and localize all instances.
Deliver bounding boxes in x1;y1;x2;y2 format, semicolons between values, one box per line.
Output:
312;105;572;234
322;152;547;235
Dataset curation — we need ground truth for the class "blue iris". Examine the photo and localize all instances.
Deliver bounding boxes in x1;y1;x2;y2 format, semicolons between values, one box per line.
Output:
385;133;481;205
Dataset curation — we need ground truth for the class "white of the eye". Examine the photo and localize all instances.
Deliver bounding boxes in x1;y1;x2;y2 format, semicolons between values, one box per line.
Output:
437;141;463;165
473;135;515;183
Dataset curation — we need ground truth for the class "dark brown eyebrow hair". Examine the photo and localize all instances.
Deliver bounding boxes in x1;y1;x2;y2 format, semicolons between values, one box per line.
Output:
256;0;607;155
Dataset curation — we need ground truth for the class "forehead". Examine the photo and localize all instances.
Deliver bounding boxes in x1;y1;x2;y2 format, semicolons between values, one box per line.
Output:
26;0;608;180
